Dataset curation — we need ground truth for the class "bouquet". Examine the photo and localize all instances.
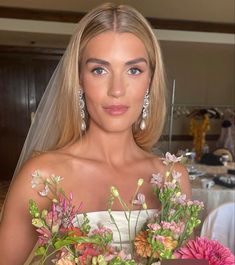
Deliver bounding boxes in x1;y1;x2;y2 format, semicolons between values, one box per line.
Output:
29;153;234;265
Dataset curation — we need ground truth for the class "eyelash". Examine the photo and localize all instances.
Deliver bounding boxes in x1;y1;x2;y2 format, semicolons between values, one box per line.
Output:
91;67;107;75
127;67;143;75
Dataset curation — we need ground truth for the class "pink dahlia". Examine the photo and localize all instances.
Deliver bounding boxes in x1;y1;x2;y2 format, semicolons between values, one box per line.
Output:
174;237;235;265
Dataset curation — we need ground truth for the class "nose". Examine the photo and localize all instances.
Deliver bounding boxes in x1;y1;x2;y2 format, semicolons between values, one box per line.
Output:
107;74;125;98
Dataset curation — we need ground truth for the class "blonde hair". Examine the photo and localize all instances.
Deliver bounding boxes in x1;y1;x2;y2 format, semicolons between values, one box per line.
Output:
55;3;166;151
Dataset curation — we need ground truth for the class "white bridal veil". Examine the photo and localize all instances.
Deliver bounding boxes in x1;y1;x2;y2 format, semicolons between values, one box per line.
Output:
13;57;65;177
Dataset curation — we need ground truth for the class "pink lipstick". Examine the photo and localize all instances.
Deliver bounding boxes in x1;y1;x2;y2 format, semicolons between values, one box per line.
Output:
103;105;129;115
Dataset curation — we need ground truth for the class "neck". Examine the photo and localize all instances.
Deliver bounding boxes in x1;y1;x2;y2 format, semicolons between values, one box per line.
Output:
78;125;145;166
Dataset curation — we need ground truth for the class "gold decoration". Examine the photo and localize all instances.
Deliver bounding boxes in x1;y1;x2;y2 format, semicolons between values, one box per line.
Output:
189;114;210;160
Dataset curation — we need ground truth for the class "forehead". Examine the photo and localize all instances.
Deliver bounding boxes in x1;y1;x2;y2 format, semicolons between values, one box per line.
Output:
82;31;148;61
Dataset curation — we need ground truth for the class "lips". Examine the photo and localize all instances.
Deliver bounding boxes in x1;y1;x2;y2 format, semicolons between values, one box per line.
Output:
103;105;129;115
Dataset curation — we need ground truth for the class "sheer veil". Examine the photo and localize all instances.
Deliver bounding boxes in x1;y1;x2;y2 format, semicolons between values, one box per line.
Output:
13;57;65;177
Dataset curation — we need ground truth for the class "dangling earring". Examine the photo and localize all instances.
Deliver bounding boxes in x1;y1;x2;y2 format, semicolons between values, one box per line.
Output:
140;89;150;130
79;88;86;131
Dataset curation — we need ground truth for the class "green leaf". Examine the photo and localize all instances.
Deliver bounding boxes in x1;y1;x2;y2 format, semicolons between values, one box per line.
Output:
54;235;102;249
29;199;40;218
35;246;46;256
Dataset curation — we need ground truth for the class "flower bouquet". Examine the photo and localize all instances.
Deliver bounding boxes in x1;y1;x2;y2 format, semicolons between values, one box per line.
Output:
29;153;234;265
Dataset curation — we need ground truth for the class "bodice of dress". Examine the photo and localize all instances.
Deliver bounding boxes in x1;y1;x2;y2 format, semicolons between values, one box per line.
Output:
75;209;156;251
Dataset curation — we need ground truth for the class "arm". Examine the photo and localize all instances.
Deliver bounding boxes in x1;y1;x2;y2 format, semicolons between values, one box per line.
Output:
0;158;51;265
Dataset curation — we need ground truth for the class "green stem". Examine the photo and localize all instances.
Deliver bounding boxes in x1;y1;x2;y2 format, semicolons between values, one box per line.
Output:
108;210;123;250
134;210;142;236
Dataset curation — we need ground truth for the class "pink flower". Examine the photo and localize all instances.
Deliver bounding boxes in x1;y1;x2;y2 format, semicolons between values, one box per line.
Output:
147;223;161;231
162;152;183;165
172;170;181;182
174;237;235;265
36;227;52;245
151;173;163;188
133;193;146;206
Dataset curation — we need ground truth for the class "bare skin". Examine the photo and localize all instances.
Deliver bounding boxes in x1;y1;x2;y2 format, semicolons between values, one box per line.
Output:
0;32;191;265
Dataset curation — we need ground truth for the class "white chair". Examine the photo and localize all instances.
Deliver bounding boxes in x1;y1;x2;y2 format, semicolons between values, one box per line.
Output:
200;202;235;254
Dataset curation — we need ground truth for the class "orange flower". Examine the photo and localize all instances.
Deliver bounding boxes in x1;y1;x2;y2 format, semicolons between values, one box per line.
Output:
134;231;159;258
162;236;178;250
67;227;84;237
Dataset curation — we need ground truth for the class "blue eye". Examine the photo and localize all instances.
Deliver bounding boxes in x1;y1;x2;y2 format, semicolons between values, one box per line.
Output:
128;68;142;75
92;67;107;75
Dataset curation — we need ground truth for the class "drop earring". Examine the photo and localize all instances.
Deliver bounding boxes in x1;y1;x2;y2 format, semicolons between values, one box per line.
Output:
79;88;86;131
140;89;150;130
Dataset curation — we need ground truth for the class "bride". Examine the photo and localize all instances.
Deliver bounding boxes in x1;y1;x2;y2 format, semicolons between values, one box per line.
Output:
0;3;191;265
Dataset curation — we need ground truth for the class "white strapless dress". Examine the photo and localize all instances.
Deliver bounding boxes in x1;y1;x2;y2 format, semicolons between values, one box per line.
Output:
76;210;156;250
26;210;156;265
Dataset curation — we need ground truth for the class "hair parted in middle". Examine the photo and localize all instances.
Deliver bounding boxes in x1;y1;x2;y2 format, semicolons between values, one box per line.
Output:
55;2;166;151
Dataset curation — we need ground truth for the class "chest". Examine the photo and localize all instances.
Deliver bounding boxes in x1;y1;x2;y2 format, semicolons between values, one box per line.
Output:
58;160;162;212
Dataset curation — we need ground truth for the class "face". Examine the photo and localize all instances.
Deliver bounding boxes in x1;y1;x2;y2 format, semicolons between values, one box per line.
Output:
80;31;151;133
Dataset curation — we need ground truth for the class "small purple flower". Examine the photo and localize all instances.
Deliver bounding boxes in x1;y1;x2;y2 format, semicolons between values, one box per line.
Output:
164;181;177;189
162;152;183;165
171;193;187;204
151;173;163;188
172;170;182;182
133;193;146;206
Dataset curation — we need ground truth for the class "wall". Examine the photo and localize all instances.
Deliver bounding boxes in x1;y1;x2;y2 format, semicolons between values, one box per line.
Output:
155;40;235;155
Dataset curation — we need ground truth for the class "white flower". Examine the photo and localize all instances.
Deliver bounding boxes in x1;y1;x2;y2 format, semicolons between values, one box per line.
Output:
39;184;49;197
172;170;182;183
162;152;183;165
31;170;41;188
52;175;63;183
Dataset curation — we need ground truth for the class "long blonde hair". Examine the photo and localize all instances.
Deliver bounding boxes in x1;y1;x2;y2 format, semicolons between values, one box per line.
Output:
55;3;166;151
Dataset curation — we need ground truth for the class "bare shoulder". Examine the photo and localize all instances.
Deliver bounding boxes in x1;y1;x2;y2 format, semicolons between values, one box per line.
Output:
5;150;72;208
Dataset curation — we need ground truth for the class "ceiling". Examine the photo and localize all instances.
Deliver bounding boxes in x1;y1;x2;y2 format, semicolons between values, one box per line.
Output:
0;0;234;48
0;0;234;23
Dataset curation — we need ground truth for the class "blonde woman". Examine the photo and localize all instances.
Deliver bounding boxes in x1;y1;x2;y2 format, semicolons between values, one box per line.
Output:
0;3;191;264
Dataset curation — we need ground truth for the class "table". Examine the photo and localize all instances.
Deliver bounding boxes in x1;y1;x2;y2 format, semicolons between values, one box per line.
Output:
190;163;235;231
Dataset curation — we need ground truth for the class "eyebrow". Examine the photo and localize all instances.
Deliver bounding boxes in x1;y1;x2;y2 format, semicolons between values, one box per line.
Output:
85;57;148;66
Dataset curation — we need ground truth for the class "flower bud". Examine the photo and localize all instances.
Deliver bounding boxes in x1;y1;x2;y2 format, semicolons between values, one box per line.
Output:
110;186;119;197
137;178;144;186
41;209;48;218
92;257;97;265
97;255;107;265
142;202;147;210
166;171;170;177
32;218;44;228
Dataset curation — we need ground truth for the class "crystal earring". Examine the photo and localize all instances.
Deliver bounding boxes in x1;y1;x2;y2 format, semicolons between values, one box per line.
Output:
79;88;86;131
140;89;150;130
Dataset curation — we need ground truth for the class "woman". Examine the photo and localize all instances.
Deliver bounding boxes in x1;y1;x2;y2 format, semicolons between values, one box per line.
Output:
0;3;191;265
